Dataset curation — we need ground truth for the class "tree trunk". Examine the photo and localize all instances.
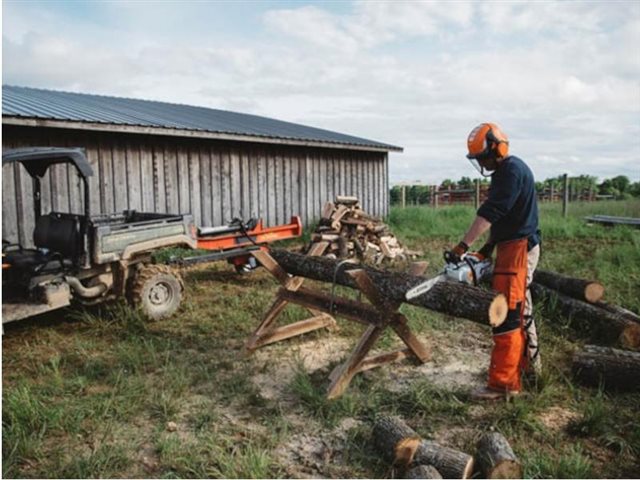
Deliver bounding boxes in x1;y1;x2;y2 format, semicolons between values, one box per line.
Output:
269;250;508;327
476;432;522;479
404;465;443;479
533;270;604;303
372;416;474;479
531;283;640;349
572;345;640;392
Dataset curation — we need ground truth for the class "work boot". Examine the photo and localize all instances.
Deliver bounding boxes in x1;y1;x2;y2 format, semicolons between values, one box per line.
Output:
470;386;520;402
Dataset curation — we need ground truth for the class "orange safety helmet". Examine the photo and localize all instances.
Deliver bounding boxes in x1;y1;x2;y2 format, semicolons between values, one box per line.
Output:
466;122;509;160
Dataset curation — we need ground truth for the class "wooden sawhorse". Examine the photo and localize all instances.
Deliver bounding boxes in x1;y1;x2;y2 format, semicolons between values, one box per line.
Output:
245;245;431;399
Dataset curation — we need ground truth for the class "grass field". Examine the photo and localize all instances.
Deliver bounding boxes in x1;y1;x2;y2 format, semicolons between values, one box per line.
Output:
3;200;640;478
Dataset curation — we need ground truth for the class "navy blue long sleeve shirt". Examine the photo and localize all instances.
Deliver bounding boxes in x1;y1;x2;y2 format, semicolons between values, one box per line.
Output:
477;156;540;248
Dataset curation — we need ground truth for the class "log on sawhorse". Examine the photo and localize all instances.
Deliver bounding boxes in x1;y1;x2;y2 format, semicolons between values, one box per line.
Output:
246;246;431;399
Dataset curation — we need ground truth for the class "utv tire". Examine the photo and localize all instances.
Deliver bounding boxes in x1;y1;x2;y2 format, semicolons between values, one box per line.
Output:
129;264;183;320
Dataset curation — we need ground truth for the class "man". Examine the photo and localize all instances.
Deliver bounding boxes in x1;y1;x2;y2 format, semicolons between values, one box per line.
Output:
447;122;541;401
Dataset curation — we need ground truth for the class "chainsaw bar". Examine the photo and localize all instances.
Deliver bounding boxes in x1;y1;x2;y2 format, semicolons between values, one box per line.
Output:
405;273;447;300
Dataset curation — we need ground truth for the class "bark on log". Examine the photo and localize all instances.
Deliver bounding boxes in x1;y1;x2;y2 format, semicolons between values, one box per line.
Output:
533;270;604;303
531;283;640;349
593;301;640;325
572;345;640;392
476;432;522;479
270;250;508;327
404;465;443;479
373;415;422;466
373;416;474;479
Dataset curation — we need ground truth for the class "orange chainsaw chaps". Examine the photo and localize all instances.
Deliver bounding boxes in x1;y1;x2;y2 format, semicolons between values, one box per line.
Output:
492;238;528;309
488;328;525;392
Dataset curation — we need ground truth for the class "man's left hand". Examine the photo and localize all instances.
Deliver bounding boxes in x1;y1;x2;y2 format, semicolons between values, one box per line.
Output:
445;241;469;264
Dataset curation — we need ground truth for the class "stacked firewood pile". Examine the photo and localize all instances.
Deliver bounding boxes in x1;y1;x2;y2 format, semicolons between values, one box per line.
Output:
530;270;640;392
309;196;421;265
373;416;522;479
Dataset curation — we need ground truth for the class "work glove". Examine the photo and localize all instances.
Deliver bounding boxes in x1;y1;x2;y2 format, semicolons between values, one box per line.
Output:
444;241;468;264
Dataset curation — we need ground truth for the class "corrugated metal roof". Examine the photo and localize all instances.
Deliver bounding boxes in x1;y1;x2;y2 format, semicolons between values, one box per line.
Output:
2;85;402;151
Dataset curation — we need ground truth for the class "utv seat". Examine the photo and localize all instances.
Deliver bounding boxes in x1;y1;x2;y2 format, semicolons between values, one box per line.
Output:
33;212;82;259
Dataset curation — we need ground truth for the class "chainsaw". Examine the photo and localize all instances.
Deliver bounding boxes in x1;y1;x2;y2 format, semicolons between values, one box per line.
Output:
405;253;493;300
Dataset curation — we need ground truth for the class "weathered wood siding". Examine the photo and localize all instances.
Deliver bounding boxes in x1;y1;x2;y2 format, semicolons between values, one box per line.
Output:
2;125;389;246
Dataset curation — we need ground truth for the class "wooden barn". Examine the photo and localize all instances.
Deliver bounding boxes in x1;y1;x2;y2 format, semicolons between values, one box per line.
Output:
2;85;401;246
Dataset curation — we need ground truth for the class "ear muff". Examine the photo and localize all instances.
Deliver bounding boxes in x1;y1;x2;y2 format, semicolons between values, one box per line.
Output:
486;127;509;158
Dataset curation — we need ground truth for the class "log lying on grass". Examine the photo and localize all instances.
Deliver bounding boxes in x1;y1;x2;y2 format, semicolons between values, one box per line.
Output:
594;301;640;325
373;416;475;479
270;250;508;327
531;283;640;349
476;432;522;479
533;270;604;303
404;465;443;479
572;345;640;392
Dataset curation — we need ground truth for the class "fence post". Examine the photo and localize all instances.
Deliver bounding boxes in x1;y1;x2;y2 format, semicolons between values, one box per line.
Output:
432;186;439;208
550;184;554;203
562;173;569;218
401;185;406;209
474;179;480;209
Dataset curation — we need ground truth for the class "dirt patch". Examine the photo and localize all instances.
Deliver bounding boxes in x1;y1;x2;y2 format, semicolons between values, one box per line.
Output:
251;336;353;400
378;329;490;392
538;406;580;433
274;417;362;478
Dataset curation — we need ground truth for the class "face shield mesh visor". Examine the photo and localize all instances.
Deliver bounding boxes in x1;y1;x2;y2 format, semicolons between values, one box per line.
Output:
467;155;494;177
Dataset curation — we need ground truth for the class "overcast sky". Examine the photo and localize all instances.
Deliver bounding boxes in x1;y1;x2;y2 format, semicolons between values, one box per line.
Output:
3;0;639;184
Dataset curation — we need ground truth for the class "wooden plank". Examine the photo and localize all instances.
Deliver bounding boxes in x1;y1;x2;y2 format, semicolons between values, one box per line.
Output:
239;149;251;219
281;152;290;222
291;152;300;220
274;150;284;225
84;136;102;215
267;149;277;226
200;145;213;226
305;153;314;225
245;298;290;352
221;147;232;222
2;163;19;244
230;147;242;219
279;287;385;326
391;321;431;363
177;143;191;215
152;143;166;213
384;154;389;217
356;348;412;373
140;141;155;212
319;153;328;214
126;141;142;211
295;155;306;226
164;143;179;214
314;152;322;219
250;148;260;222
112;141;129;212
250;315;335;349
257;148;267;223
189;147;202;224
14;159;34;245
327;325;384;399
210;147;223;226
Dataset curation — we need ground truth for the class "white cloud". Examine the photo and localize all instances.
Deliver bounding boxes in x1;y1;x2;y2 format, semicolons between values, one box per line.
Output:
2;1;639;184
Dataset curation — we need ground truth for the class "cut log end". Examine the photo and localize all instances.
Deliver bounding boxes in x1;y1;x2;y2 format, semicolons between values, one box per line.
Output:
585;282;605;303
489;294;509;327
621;323;640;350
489;460;522;479
395;437;421;466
